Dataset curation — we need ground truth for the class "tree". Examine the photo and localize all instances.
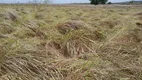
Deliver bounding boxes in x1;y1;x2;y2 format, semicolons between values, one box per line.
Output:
129;0;134;4
32;0;50;12
90;0;95;4
33;0;50;4
90;0;108;5
44;0;49;4
107;2;112;4
101;0;108;4
90;0;99;5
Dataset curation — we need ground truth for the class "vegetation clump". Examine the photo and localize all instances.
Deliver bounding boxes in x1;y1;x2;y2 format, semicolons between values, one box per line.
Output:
0;23;15;34
107;2;112;4
56;20;90;34
90;0;108;5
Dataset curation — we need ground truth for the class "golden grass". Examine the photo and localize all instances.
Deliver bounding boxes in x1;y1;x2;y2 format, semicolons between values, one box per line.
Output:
0;4;142;80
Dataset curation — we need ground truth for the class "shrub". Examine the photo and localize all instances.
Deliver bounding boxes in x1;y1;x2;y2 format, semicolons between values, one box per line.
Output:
108;2;112;4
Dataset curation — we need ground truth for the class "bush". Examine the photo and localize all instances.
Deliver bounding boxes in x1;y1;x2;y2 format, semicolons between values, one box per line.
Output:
108;2;112;4
129;1;134;4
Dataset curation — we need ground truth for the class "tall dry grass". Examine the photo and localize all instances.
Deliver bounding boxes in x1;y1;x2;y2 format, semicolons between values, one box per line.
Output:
0;4;142;80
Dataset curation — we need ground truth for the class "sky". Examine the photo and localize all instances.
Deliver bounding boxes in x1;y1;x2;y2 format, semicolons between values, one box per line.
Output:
0;0;137;3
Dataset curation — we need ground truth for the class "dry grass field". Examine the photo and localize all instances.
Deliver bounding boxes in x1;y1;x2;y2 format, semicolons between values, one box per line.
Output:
0;4;142;80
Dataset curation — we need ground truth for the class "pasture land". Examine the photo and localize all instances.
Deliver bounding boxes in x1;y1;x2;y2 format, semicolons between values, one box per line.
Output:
0;4;142;80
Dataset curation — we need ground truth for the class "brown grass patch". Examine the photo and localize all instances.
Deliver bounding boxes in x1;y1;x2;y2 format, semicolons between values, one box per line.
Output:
52;30;103;58
0;23;15;34
135;12;142;15
136;22;142;28
56;20;92;34
114;27;142;43
99;20;118;29
0;54;63;80
3;11;20;21
139;16;142;20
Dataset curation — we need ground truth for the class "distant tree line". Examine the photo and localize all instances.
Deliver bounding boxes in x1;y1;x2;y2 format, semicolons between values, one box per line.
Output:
32;0;50;4
90;0;108;5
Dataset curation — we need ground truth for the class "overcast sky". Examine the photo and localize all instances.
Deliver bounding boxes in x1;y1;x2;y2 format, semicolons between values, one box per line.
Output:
0;0;138;3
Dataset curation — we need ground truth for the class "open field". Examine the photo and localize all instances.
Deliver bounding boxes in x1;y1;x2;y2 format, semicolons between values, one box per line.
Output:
0;4;142;80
